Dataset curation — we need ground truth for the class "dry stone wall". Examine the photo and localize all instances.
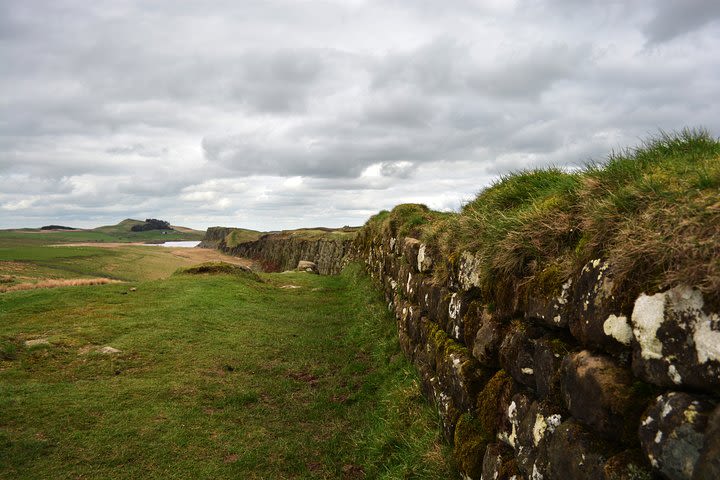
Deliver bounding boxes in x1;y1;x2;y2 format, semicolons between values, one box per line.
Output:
353;226;720;480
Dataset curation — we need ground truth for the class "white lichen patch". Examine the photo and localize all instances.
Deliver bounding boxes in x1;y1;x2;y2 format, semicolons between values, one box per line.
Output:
693;313;720;364
499;401;519;448
406;272;413;294
547;414;561;431
451;354;462;368
532;414;547;446
417;244;432;272
668;365;682;384
642;415;655;426
531;463;543;480
631;292;667;360
661;399;673;418
603;314;633;345
654;431;663;443
458;251;481;290
449;293;461;320
556;278;572;305
522;368;534;375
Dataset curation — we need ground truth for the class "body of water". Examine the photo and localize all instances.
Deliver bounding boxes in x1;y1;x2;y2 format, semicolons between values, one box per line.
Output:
146;241;201;248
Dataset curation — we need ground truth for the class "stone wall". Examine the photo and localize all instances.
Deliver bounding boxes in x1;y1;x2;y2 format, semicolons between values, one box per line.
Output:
353;225;720;480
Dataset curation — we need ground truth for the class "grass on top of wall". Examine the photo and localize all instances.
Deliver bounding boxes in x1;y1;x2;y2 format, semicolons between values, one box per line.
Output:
365;128;720;308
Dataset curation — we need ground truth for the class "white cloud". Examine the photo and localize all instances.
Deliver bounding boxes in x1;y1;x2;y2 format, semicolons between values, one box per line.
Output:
0;0;718;230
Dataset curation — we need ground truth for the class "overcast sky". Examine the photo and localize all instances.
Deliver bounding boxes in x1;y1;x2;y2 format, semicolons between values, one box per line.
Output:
2;0;719;230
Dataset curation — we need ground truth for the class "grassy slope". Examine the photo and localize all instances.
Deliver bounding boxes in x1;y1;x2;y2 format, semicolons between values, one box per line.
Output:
0;265;455;479
0;245;224;287
0;219;205;248
366;129;720;309
0;222;209;287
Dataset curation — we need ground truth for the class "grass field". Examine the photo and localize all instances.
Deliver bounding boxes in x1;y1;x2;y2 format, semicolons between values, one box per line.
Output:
0;250;455;478
0;219;205;249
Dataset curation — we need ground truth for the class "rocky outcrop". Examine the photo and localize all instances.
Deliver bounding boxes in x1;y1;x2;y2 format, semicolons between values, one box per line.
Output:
198;227;235;248
353;221;720;480
201;226;357;275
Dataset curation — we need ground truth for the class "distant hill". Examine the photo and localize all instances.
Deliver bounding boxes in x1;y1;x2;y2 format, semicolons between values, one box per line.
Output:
92;218;145;234
89;219;206;241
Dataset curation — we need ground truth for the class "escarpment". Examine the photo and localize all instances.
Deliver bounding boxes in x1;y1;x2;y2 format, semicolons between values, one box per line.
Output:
202;226;358;275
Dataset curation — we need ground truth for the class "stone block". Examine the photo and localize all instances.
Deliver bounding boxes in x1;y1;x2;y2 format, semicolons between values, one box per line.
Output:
546;420;612;480
435;341;488;413
497;392;532;450
481;442;520;480
569;259;632;351
694;404;720;480
453;413;491;479
602;449;653;480
472;309;505;368
458;251;482;291
499;321;545;390
533;337;569;404
561;350;651;442
631;285;720;390
525;276;574;329
514;400;564;478
477;370;518;442
417;242;434;273
447;291;472;343
402;237;421;272
296;260;318;273
639;392;716;480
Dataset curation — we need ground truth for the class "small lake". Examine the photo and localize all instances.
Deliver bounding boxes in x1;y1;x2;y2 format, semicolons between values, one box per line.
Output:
146;241;201;248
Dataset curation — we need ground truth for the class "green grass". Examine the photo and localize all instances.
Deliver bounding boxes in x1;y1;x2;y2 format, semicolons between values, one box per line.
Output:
225;228;263;247
0;245;217;286
365;128;720;307
0;219;205;248
0;264;455;479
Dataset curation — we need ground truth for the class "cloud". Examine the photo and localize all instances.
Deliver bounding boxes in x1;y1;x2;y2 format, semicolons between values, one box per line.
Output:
643;0;720;44
0;0;719;230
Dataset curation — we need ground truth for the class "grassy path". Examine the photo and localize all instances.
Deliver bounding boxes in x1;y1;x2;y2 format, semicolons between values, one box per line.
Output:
0;265;454;479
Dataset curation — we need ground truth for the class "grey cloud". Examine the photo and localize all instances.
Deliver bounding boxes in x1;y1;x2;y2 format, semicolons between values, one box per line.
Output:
643;0;720;44
380;161;415;178
106;144;168;157
467;44;589;99
1;0;720;231
371;38;463;94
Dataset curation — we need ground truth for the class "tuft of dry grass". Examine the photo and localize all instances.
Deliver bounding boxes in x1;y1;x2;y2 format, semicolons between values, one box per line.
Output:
0;277;121;293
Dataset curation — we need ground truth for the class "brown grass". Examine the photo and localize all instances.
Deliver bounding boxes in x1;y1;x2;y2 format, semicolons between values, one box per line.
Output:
0;278;121;293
